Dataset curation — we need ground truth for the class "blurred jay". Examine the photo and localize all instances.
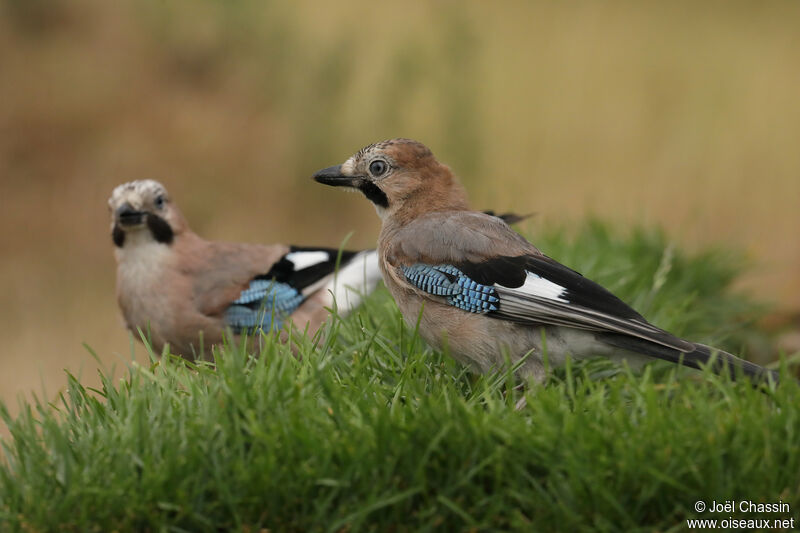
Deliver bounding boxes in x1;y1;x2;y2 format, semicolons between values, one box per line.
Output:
108;179;381;358
313;138;778;383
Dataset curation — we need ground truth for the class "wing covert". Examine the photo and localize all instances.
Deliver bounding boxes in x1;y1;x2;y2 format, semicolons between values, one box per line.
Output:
397;254;693;353
221;246;363;333
224;279;304;333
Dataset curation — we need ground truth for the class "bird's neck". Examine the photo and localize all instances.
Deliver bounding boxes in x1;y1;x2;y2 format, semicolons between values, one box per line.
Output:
114;226;201;263
385;181;470;226
378;192;471;256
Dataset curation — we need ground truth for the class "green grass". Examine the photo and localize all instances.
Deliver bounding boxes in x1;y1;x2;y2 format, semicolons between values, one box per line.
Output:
1;223;798;532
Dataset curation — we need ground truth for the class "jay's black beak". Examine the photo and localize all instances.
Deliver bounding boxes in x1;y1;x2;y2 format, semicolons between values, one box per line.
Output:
312;165;364;188
116;203;146;226
313;164;390;209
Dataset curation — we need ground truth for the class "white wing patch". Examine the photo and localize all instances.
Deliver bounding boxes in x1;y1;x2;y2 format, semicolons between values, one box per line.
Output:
285;251;331;270
326;251;383;315
516;271;568;302
311;250;382;316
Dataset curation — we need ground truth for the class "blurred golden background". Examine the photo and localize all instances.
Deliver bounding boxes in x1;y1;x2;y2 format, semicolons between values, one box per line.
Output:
2;0;799;423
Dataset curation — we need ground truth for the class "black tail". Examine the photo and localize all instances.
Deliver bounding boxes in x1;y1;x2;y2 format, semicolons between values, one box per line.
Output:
598;333;780;385
482;210;533;225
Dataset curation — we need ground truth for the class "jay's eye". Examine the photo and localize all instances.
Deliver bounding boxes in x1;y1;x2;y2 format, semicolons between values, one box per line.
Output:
369;160;388;177
155;195;166;209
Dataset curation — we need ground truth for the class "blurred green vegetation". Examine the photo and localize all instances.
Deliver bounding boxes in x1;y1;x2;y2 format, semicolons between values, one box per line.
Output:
1;0;799;423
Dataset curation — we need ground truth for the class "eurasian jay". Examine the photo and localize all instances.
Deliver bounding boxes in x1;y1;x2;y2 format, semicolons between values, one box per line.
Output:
313;138;779;384
108;179;382;358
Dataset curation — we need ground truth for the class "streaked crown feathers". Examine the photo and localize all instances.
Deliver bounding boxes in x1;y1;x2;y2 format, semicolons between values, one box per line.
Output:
108;179;169;211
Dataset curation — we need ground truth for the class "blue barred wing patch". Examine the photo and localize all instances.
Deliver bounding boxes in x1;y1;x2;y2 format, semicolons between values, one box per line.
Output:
402;264;499;313
224;279;304;333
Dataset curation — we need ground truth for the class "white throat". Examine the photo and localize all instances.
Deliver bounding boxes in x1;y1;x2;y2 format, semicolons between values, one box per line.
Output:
115;230;173;286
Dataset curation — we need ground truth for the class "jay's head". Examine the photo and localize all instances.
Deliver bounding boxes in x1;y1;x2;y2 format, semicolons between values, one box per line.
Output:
108;180;187;248
312;138;469;219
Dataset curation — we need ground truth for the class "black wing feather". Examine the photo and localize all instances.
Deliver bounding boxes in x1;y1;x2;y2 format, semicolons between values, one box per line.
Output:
456;254;643;321
455;253;695;353
257;246;358;291
456;255;529;288
523;255;645;321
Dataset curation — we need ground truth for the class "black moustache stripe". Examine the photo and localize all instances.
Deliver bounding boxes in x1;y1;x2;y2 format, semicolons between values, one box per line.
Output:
147;214;174;244
358;181;389;208
112;225;125;247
